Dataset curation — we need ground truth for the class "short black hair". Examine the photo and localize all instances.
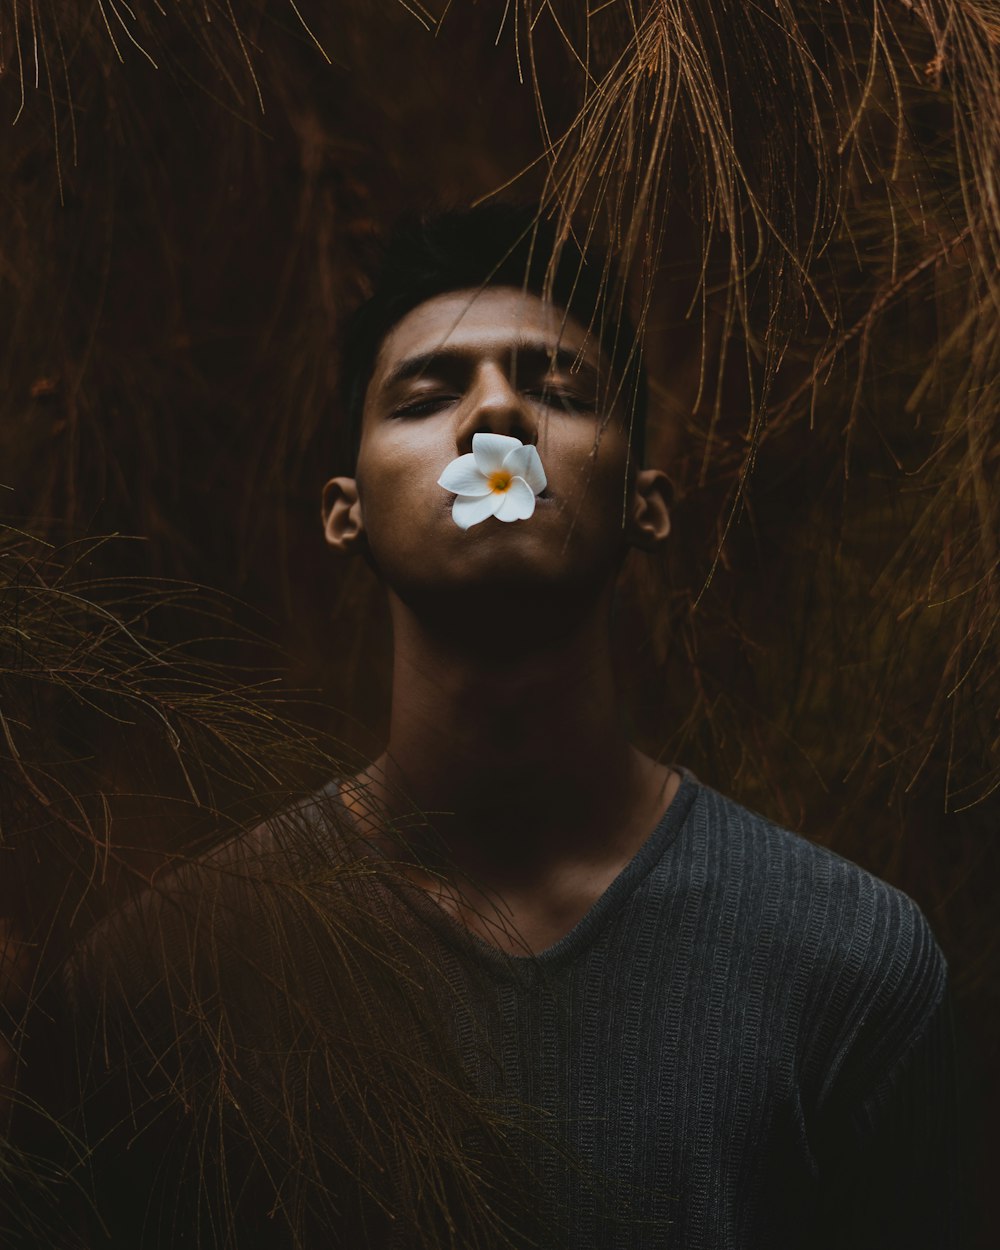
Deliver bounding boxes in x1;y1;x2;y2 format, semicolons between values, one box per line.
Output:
339;203;648;467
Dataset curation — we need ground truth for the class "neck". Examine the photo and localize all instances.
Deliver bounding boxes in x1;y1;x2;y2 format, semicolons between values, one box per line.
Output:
350;583;668;891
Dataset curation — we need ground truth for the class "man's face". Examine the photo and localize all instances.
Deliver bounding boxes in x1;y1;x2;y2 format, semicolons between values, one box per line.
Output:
330;286;661;610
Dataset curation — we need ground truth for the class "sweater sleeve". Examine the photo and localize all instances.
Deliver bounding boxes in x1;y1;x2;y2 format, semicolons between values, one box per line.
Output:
813;958;969;1248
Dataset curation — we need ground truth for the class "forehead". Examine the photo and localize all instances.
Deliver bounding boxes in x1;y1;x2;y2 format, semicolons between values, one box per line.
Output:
369;286;601;391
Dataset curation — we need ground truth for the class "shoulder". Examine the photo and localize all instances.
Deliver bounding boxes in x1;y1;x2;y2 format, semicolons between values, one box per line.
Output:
64;781;353;1012
690;779;944;966
686;780;949;1088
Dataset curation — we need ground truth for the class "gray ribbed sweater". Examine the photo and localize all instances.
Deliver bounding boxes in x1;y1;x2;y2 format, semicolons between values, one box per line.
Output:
62;767;964;1249
358;766;964;1249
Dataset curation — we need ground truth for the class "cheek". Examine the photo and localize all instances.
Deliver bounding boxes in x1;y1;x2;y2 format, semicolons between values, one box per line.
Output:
356;440;450;556
550;435;633;521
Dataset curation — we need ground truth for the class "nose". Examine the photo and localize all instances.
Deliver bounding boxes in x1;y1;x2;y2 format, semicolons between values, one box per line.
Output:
454;360;538;453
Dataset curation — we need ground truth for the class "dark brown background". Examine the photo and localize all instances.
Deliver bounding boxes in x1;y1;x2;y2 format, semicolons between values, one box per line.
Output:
1;2;996;1242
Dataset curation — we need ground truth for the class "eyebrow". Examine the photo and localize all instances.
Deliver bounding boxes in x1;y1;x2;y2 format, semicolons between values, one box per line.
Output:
379;340;600;392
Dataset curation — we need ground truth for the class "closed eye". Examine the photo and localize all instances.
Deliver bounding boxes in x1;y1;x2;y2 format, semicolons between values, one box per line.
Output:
392;395;459;418
525;387;597;412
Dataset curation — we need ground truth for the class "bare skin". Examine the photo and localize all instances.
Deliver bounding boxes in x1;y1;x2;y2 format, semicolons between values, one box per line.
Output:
323;287;678;955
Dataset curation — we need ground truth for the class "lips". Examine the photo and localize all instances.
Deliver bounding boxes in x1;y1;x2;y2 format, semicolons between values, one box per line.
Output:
437;488;554;518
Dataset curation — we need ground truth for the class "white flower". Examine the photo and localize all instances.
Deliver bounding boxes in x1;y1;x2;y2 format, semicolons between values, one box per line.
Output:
436;433;548;531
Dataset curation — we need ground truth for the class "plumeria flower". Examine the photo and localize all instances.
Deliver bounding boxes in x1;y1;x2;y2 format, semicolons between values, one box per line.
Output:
437;433;548;530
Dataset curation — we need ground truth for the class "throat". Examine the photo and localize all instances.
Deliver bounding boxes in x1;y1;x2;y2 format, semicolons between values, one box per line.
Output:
414;762;678;957
341;760;681;957
361;583;679;934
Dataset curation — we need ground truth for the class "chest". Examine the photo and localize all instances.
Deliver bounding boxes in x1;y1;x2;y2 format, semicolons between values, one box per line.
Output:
457;950;819;1247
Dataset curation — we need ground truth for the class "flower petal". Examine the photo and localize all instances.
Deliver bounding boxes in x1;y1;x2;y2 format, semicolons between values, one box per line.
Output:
501;444;547;495
437;453;490;496
451;492;502;530
472;433;523;475
494;476;537;522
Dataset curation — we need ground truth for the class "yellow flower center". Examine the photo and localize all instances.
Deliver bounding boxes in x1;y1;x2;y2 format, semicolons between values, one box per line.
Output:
488;469;512;493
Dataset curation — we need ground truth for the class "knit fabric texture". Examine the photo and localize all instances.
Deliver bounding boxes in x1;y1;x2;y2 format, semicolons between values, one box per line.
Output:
351;766;965;1249
57;767;964;1248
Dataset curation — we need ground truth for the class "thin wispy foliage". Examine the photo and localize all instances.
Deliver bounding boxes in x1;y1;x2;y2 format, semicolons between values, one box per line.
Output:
0;529;576;1246
1;0;997;1242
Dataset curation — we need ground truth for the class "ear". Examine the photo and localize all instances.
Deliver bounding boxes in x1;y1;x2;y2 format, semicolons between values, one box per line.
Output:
627;468;673;551
321;477;366;554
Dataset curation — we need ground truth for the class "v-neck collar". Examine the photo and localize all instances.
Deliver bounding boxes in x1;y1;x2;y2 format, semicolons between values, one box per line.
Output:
323;766;701;978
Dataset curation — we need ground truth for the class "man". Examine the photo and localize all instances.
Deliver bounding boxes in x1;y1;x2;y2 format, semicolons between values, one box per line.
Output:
314;203;964;1247
45;204;962;1250
323;207;677;958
